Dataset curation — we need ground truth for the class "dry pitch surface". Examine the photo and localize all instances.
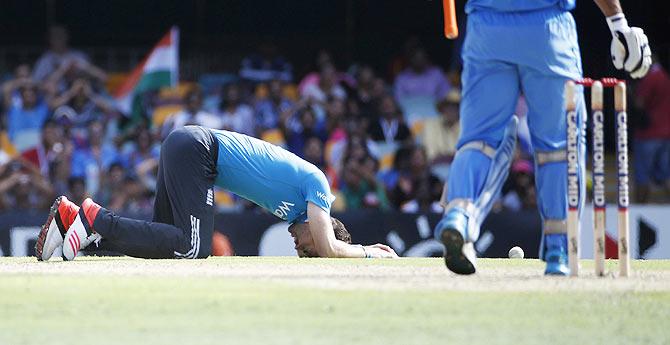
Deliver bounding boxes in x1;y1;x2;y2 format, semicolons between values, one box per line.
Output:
1;257;669;345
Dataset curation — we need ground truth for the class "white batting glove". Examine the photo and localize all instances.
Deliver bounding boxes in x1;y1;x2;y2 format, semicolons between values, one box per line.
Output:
607;13;652;79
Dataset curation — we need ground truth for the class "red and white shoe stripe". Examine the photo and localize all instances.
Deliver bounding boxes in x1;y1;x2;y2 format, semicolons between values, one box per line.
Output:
62;213;103;261
67;230;81;257
62;214;89;261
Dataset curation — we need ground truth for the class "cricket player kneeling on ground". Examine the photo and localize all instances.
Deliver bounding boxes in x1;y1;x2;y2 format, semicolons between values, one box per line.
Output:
35;126;398;261
433;0;651;276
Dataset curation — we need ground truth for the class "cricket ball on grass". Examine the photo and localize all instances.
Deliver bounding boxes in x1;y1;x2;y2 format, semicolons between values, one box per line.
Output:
508;246;524;259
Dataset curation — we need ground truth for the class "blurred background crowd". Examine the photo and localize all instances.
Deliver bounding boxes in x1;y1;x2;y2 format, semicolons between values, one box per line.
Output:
1;9;669;216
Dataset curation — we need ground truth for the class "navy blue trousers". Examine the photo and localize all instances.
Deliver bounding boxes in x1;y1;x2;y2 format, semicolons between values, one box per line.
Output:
92;126;218;259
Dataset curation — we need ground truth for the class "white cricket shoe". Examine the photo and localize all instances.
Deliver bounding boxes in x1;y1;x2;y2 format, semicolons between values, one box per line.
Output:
35;196;80;261
62;198;102;261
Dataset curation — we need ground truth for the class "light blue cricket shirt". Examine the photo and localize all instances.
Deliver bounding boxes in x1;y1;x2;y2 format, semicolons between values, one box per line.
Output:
211;129;334;224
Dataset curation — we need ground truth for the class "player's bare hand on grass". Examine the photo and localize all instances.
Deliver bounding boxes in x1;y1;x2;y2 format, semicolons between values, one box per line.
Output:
365;244;399;258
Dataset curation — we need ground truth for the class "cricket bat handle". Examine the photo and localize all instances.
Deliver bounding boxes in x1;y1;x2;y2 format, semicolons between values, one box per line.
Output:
443;0;459;39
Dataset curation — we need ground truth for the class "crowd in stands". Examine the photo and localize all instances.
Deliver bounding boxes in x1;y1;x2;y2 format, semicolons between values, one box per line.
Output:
2;25;669;216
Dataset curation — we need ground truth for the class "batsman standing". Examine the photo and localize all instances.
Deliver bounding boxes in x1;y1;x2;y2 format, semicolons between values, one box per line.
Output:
36;126;398;261
435;0;651;275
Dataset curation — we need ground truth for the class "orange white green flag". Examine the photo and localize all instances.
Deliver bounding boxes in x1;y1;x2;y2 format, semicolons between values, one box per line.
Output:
114;26;179;121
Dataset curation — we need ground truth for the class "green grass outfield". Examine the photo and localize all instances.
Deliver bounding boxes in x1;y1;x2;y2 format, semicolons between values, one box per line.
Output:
1;257;669;345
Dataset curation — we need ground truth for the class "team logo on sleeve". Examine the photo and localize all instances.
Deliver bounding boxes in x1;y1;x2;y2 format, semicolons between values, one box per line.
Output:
273;201;295;219
316;191;329;203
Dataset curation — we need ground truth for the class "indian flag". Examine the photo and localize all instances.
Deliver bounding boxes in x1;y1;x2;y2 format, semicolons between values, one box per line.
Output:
114;26;179;122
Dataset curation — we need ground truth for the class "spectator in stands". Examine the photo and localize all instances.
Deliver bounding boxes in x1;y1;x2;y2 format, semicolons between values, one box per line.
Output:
325;98;348;134
239;43;293;83
303;135;343;191
388;36;422;80
70;120;120;196
634;58;670;202
300;133;340;192
12;64;32;79
45;58;108;95
255;79;294;132
368;95;412;144
340;155;390;210
0;158;54;210
301;63;347;105
281;107;327;158
96;162;125;207
301;50;333;86
325;116;377;175
298;50;354;94
107;175;154;213
121;127;160;172
303;136;326;170
33;25;107;91
501;159;537;211
162;86;221;138
67;176;87;206
135;149;159;194
352;76;389;128
400;178;444;213
50;78;114;129
422;90;460;164
218;83;255;136
98;163;155;214
3;81;50;150
42;120;73;196
389;145;442;209
2;64;32;109
378;144;411;192
351;65;378;120
371;77;389;101
393;47;450;102
340;133;370;167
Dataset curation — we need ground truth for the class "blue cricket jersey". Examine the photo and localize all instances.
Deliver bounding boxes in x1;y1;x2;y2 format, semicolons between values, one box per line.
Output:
211;129;334;224
466;0;575;13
